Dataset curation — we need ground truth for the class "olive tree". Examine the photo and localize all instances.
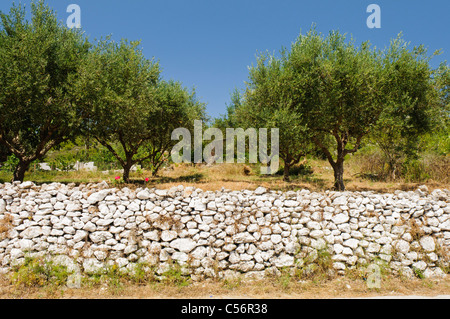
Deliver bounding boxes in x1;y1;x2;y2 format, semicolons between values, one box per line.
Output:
146;80;206;176
368;40;444;180
237;52;312;182
74;39;160;183
287;29;439;190
0;1;90;181
236;28;440;190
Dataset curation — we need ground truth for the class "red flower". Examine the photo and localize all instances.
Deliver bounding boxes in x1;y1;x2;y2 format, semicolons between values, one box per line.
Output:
115;176;121;180
145;178;149;182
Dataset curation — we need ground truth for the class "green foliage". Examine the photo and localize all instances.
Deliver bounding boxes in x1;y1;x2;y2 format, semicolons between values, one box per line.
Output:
86;145;123;170
286;28;387;190
368;37;445;180
93;263;156;294
0;0;91;181
420;131;450;156
74;37;206;182
413;267;425;279
230;26;444;190
402;158;431;182
0;154;19;172
73;37;160;182
146;80;206;176
233;50;314;181
10;256;71;287
160;262;192;287
352;142;449;183
296;248;335;281
280;163;313;176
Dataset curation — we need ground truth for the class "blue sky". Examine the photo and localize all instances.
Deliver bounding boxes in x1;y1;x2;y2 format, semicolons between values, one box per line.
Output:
1;0;449;120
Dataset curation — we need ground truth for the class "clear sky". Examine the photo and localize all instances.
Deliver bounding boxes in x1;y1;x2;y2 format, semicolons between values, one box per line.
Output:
1;0;449;120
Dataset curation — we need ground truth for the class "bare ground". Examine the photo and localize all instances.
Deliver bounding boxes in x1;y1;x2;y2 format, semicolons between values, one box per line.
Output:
1;274;449;299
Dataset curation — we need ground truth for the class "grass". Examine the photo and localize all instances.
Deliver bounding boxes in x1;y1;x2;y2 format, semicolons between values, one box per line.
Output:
4;254;197;295
10;256;72;288
159;262;192;288
1;157;448;193
0;214;14;240
348;150;450;185
1;252;449;299
1;265;449;299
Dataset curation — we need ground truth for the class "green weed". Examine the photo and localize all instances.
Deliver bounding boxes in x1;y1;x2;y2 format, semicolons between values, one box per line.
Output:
10;256;71;288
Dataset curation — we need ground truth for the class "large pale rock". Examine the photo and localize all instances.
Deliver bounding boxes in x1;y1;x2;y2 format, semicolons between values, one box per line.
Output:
309;230;324;238
96;218;114;227
73;230;87;243
254;187;267;195
83;222;97;232
191;246;208;260
333;196;348;205
20;226;42;239
273;254;295;267
169;238;197;253
419;236;435;252
284;200;299;207
89;231;113;243
233;232;256;243
206;201;217;211
161;230;177;242
172;252;189;263
155;189;167;197
136;190;151;200
306;221;321;230
367;242;381;253
87;190;110;205
66;203;82;212
343;238;359;249
393;239;410;254
332;213;349;225
143;230;160;241
18;239;34;250
270;234;282;244
237;261;255;272
439;220;450;231
412;260;427;272
127;202;140;212
52;255;79;273
19;181;35;189
0;199;5;212
10;248;24;259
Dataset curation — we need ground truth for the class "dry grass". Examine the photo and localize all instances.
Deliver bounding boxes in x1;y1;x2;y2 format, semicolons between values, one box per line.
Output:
348;151;450;185
0;214;14;240
1;273;449;299
145;160;449;194
1;159;447;193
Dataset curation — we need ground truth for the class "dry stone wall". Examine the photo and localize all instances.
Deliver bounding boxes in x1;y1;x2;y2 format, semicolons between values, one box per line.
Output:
0;181;449;280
